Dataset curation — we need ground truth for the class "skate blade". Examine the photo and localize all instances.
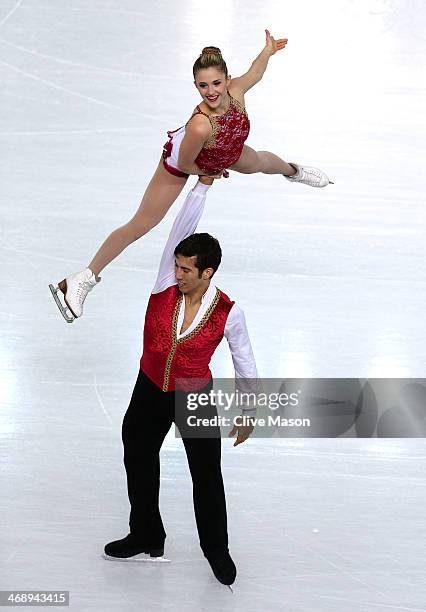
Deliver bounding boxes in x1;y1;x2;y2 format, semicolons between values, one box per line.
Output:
102;552;171;563
48;284;75;323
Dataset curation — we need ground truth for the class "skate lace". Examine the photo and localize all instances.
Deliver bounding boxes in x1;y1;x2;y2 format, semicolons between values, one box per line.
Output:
76;280;92;305
303;167;321;184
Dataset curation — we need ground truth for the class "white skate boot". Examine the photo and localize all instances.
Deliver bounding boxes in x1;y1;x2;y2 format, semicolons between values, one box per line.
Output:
49;268;101;323
285;163;334;188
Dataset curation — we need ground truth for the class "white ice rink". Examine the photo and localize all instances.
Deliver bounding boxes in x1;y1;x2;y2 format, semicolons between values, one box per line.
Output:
1;0;426;610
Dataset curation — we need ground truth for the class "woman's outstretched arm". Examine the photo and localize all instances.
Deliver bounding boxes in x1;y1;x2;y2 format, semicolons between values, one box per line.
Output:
231;29;288;94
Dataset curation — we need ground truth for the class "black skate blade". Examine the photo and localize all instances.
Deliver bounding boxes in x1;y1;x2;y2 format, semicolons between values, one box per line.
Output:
101;552;171;563
48;284;74;323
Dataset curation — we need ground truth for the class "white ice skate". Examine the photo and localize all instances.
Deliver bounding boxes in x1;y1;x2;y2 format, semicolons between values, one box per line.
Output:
49;268;101;323
285;163;334;188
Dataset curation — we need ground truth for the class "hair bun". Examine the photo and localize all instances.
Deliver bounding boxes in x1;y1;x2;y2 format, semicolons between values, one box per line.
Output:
193;46;228;79
201;46;222;57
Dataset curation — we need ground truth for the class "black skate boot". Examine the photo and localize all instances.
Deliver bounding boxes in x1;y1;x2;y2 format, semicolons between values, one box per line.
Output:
206;550;237;585
103;533;165;561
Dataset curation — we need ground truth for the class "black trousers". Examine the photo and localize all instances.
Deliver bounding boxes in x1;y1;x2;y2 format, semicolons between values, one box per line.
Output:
121;369;228;557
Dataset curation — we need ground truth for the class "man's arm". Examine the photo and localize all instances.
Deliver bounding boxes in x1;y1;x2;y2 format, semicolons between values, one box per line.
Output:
224;304;259;380
152;178;212;294
224;305;260;446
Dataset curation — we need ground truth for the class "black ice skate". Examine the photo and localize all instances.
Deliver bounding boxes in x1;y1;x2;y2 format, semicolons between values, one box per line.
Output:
102;534;170;563
206;550;237;587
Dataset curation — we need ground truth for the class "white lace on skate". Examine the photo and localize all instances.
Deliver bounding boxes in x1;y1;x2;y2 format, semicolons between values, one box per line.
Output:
66;268;100;318
285;163;332;188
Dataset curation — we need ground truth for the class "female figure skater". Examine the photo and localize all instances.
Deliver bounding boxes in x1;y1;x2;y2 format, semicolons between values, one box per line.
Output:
49;29;333;322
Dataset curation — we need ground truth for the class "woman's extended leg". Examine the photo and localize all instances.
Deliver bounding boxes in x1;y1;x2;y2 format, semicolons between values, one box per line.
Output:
88;158;188;276
229;145;296;176
229;145;332;187
49;158;189;322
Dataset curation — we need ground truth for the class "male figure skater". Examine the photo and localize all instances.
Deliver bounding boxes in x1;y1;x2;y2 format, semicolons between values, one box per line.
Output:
103;177;258;586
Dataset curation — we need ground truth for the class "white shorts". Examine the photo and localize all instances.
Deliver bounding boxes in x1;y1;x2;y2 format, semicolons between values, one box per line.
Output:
162;126;189;178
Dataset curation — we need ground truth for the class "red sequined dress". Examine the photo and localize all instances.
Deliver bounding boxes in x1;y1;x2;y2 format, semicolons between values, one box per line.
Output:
190;93;250;174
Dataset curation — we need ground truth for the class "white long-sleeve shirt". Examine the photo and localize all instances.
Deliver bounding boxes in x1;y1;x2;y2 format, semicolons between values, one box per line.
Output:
152;181;259;383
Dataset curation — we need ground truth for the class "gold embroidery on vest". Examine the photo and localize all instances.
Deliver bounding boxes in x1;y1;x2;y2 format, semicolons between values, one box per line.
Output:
162;295;182;392
161;289;221;391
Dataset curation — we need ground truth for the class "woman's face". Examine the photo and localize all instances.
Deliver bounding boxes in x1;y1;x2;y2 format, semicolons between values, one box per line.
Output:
194;67;231;111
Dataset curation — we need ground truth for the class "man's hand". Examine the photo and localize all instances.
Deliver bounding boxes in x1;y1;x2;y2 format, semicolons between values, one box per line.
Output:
228;416;255;447
199;175;215;185
265;29;288;56
199;170;229;182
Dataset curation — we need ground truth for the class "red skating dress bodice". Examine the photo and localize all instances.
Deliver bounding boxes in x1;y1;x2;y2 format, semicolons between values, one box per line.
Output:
188;92;250;174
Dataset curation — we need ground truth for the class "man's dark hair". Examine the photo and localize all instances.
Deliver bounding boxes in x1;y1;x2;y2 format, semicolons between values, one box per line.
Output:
174;232;222;278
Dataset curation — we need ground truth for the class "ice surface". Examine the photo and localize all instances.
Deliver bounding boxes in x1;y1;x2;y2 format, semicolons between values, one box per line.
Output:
1;0;426;610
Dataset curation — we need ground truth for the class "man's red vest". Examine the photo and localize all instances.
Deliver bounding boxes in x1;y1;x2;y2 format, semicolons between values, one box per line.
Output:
140;284;234;392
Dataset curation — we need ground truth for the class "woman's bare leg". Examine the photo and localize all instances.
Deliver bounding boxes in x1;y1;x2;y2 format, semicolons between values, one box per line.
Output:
229;145;296;176
88;159;188;276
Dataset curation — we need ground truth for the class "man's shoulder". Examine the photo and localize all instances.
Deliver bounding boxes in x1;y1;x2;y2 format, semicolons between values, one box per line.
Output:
150;283;179;301
216;288;246;322
217;287;236;307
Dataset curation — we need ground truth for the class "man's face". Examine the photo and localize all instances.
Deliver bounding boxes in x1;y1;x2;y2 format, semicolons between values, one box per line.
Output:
175;254;211;294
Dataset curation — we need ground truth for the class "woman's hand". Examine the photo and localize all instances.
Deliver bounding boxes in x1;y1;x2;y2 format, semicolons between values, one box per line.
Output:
265;29;288;56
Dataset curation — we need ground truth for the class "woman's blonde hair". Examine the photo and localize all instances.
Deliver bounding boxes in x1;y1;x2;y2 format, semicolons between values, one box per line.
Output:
193;46;228;80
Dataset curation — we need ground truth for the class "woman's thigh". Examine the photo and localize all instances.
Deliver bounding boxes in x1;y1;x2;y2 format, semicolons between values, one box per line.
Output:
229;145;263;174
126;157;189;239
